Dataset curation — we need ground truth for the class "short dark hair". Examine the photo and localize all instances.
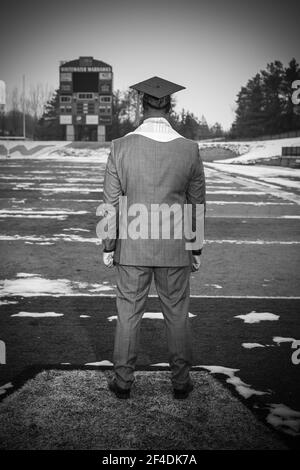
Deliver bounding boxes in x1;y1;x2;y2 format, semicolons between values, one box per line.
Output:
142;95;171;113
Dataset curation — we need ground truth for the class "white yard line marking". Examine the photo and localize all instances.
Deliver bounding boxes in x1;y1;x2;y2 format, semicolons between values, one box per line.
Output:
42;198;102;202
207;190;264;195
1;293;296;299
0;209;88;215
0;235;299;245
0;215;68;219
205;240;300;245
206;215;300;219
0;235;101;243
12;186;101;193
208;201;294;205
90;294;300;299
205;164;300;205
206;185;240;190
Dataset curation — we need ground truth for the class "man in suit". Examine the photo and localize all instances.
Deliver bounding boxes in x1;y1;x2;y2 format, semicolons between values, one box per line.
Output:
101;76;206;399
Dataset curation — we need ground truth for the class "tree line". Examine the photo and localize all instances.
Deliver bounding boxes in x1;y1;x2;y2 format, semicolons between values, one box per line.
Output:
0;85;223;141
0;84;53;139
2;58;299;141
230;58;300;138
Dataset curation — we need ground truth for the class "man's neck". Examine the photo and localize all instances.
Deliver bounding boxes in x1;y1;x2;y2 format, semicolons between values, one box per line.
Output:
143;111;170;122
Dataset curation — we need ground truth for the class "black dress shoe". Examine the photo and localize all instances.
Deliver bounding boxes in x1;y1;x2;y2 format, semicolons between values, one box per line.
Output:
173;382;194;399
108;379;131;399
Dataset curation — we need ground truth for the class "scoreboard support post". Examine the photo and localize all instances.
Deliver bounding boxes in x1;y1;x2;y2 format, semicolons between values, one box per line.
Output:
97;125;105;142
66;125;75;141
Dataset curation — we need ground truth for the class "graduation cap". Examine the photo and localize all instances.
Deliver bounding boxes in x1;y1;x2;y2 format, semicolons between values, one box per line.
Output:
130;76;185;109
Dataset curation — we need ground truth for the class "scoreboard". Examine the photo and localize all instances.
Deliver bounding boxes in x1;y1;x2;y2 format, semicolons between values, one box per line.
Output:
59;56;113;141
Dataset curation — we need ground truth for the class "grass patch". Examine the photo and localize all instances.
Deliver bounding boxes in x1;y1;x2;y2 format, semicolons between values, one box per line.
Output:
0;370;286;450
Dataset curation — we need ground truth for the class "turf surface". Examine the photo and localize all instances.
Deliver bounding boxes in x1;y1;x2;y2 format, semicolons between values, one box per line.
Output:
0;370;287;450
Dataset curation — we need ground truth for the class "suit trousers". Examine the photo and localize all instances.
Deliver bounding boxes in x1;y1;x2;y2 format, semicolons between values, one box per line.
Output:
113;264;194;390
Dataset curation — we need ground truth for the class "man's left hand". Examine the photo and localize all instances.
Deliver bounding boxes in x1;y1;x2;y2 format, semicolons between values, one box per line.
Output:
191;254;201;272
103;251;114;267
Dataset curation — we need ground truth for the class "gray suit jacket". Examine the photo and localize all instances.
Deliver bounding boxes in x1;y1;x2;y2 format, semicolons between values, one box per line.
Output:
102;133;206;266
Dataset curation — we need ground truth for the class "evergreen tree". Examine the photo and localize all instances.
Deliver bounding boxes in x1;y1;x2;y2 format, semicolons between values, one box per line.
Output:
233;74;265;137
36;89;64;140
231;58;300;138
261;60;284;134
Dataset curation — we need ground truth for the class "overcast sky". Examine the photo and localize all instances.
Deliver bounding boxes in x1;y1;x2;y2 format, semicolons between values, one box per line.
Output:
0;0;299;129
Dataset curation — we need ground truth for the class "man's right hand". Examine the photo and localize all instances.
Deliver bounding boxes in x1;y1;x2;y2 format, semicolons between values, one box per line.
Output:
191;254;201;272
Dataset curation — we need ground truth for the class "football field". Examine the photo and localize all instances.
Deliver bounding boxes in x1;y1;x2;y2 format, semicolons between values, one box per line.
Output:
0;146;300;441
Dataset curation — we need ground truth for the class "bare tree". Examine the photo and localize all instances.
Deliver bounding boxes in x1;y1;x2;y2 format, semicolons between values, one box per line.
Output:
26;83;53;119
9;87;21;112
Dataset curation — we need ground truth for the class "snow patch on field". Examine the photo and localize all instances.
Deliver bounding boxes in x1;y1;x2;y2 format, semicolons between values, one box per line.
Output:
0;273;114;297
11;311;64;317
85;360;113;366
0;300;18;306
195;365;269;399
1;276;73;296
204;283;222;289
0;214;68;220
16;273;39;278
107;312;196;321
0;383;13;396
0;144;110;162
273;336;296;345
195;365;239;376
266;404;300;436
49;147;109;162
234;311;280;323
